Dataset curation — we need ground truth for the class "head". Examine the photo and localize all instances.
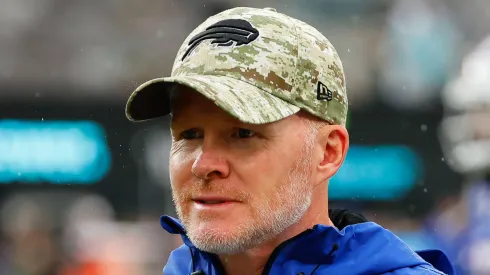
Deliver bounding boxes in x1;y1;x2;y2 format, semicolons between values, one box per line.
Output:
168;87;348;254
124;7;349;254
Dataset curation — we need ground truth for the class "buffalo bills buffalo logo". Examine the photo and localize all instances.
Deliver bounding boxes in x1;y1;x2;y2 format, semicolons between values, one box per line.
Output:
181;19;260;61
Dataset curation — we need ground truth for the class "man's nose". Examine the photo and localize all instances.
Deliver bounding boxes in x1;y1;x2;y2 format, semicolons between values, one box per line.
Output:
191;146;230;181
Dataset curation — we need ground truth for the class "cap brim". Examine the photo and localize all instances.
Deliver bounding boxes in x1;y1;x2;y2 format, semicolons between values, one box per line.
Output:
125;75;300;124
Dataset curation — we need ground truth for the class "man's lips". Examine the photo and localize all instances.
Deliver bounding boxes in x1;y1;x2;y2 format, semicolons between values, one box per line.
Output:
192;196;240;205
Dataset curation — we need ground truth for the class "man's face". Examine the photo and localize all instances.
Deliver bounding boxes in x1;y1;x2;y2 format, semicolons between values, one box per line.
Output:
169;88;317;254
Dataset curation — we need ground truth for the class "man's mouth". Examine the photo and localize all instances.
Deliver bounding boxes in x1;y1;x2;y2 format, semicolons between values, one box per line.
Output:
192;196;239;207
196;200;227;204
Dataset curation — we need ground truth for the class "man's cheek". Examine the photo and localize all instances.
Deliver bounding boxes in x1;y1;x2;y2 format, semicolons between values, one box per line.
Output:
169;171;188;205
169;155;193;182
244;155;275;175
174;145;200;172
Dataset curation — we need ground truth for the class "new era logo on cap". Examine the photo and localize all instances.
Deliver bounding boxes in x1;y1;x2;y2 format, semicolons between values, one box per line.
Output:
182;19;260;61
317;81;333;101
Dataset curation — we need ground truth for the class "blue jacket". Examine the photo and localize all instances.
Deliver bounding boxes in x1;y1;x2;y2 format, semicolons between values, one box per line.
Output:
160;215;455;275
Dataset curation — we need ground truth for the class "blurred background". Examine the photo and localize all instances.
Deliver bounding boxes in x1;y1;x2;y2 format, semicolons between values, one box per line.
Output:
0;0;489;274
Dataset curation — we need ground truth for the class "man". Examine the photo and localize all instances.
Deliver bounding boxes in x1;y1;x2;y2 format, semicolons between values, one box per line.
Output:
125;7;455;275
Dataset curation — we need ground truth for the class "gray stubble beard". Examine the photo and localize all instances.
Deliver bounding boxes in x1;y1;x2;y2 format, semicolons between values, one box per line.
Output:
174;135;315;255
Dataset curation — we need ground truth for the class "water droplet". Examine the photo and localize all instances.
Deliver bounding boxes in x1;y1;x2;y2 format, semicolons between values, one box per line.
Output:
441;157;445;162
41;118;44;121
421;124;427;131
424;188;428;192
156;30;164;38
347;49;351;52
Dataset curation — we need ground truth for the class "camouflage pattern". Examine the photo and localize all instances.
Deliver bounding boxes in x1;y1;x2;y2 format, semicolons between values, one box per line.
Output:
126;7;348;125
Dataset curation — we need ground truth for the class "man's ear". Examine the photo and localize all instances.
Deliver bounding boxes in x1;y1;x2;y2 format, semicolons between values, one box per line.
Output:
316;125;349;181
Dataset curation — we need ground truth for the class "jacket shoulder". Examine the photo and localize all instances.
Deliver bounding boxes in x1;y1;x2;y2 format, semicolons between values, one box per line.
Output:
380;265;449;275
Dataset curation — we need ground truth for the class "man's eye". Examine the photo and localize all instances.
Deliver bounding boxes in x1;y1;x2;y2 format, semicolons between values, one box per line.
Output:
180;129;201;140
234;128;256;138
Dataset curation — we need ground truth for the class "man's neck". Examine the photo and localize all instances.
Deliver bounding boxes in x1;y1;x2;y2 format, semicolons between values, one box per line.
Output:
218;192;333;275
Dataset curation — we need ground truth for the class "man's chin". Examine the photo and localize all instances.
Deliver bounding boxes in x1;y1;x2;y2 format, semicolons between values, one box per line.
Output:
185;220;258;254
189;218;243;237
190;233;252;255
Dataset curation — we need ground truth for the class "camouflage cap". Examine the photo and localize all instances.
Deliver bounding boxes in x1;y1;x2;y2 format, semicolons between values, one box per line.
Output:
126;7;348;125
